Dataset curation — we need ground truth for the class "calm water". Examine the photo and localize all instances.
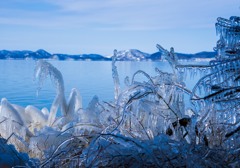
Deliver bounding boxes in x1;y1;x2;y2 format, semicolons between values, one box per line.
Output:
0;60;204;109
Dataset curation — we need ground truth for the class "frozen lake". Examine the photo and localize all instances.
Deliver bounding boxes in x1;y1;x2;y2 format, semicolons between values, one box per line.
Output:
0;60;205;109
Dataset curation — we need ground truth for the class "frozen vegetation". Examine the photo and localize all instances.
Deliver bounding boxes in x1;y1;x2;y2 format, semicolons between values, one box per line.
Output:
0;16;239;167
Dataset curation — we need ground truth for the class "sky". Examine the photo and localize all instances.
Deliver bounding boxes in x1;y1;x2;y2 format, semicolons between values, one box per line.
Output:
0;0;239;56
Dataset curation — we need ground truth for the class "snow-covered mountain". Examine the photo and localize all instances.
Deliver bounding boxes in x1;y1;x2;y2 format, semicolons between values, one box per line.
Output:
52;53;110;61
114;49;150;61
0;49;51;59
0;49;110;61
112;49;216;61
0;49;216;61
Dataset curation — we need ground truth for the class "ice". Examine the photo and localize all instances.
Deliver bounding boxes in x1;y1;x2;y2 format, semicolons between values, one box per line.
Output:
35;60;67;125
25;105;47;130
1;98;24;126
157;44;179;75
112;49;120;101
65;88;82;122
84;95;100;123
35;60;83;127
0;16;239;167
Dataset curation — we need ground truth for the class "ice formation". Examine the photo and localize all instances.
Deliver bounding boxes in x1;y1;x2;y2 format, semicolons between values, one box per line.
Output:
0;16;239;167
112;49;121;101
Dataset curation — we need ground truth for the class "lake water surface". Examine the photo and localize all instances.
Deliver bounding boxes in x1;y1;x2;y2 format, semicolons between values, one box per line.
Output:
0;60;205;109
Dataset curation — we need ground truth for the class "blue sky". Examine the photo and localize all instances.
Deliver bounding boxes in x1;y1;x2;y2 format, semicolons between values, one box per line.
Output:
0;0;239;55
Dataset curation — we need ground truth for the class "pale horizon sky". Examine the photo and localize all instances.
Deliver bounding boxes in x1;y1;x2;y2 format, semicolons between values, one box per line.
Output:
0;0;239;56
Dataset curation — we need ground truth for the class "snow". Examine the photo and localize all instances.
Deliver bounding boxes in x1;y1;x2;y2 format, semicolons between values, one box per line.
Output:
114;49;150;61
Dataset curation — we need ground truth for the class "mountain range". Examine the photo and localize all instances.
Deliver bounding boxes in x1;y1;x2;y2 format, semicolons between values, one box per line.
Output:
0;49;216;61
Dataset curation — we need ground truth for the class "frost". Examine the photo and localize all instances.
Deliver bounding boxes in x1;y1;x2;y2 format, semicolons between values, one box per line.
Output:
0;16;239;167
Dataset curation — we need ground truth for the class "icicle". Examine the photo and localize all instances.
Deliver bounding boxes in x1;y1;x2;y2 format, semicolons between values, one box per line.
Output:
112;49;120;101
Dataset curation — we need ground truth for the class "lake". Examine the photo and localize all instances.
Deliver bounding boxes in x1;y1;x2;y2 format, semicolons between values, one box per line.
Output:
0;60;205;109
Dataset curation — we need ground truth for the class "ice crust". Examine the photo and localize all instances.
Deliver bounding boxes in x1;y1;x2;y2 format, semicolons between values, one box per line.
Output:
0;16;239;167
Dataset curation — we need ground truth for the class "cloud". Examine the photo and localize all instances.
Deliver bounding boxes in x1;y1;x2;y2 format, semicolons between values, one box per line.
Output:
0;0;239;31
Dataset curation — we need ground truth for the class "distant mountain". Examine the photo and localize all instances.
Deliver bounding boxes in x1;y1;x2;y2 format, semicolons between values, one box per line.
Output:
114;49;150;61
0;49;110;61
0;49;216;61
176;51;216;59
52;53;110;61
148;51;216;61
0;49;52;59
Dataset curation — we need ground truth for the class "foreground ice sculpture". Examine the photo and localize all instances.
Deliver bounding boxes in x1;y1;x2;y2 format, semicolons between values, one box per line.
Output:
0;16;239;167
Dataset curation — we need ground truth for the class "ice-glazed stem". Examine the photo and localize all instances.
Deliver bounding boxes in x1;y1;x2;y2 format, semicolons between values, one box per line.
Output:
112;49;120;101
66;88;82;121
156;44;179;74
131;70;155;85
35;60;67;126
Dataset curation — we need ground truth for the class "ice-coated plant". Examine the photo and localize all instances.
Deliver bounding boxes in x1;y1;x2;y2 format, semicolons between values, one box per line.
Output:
191;16;240;149
0;16;239;167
